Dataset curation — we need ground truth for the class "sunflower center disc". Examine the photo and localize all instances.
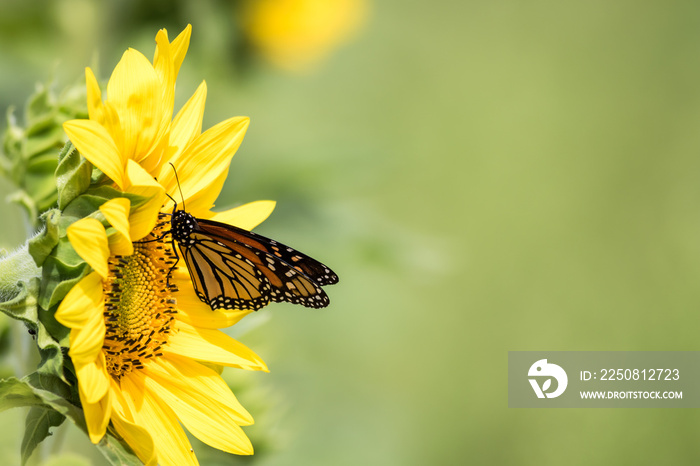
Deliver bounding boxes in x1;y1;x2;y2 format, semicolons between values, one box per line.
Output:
102;220;178;380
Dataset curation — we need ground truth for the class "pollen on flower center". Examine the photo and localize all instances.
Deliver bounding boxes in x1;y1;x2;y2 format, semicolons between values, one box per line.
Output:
102;219;178;380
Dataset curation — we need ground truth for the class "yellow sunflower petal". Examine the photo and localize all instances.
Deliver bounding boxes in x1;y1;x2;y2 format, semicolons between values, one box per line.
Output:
147;29;176;176
80;381;111;444
125;160;167;240
85;67;125;146
162;81;207;176
170;264;192;282
160;116;249;215
110;378;134;420
144;363;254;455
100;198;131;234
100;197;133;256
75;351;110;404
203;200;276;230
173;279;252;329
154;30;175;99
146;355;253;425
106;48;164;168
121;374;199;466
85;67;104;124
67;218;110;279
110;380;157;466
68;305;106;362
55;271;103;328
164;321;268;371
170;24;192;78
63;120;126;190
107;232;133;256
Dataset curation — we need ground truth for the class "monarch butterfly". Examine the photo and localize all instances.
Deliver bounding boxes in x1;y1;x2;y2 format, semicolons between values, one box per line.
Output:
165;170;338;311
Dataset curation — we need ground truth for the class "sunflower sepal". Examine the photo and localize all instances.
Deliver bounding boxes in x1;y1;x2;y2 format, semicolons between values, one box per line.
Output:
36;299;70;374
36;235;90;312
96;436;149;466
28;210;61;268
27;206;87;312
83;185;150;214
56;142;92;210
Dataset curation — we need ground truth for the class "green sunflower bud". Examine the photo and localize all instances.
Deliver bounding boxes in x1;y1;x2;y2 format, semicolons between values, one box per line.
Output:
1;82;88;226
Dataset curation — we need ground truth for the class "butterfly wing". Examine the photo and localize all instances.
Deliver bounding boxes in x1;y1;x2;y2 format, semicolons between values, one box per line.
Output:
178;233;272;311
194;218;338;309
197;219;339;285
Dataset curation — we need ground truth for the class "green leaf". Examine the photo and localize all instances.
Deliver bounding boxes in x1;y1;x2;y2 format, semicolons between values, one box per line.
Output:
56;144;92;210
0;378;45;412
21;406;65;466
23;373;83;429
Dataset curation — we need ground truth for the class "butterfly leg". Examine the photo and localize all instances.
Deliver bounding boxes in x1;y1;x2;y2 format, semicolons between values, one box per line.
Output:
166;238;180;288
133;231;170;244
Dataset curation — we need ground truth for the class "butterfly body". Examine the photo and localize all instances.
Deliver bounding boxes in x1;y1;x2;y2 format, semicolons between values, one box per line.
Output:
171;210;198;246
170;208;338;311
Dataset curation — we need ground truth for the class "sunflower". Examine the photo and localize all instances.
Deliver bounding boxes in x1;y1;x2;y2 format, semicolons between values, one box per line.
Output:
242;0;368;71
55;25;275;465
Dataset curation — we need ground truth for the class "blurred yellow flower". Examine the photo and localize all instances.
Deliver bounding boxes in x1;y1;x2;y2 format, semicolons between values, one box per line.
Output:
242;0;368;71
57;25;276;465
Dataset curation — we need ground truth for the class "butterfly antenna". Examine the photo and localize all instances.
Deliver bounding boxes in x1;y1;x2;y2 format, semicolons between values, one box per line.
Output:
169;162;186;211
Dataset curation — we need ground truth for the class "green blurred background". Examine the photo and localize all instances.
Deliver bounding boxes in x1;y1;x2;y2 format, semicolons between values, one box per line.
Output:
3;0;700;464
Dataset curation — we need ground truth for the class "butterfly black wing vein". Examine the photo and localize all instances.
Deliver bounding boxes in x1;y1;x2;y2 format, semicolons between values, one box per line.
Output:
170;210;338;311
